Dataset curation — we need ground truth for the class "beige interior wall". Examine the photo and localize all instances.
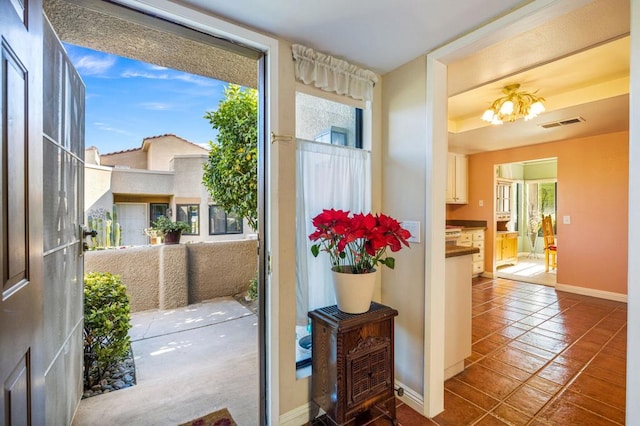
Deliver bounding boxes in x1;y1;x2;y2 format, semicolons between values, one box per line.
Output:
380;56;428;397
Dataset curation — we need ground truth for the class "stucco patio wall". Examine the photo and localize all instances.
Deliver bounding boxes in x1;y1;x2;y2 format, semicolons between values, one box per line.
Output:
84;239;257;312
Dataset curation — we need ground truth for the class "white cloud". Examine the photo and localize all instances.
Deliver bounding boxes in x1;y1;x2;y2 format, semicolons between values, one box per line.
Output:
148;64;168;71
93;122;134;136
121;69;216;87
73;55;116;76
139;102;172;111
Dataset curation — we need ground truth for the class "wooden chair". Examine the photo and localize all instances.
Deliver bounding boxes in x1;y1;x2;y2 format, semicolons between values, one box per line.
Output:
542;215;557;272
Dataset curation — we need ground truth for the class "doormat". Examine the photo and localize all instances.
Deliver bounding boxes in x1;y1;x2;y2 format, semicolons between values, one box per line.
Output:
179;408;237;426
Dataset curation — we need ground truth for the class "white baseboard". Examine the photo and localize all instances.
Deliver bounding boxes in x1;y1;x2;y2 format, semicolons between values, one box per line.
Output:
394;380;424;416
555;283;627;303
279;402;317;426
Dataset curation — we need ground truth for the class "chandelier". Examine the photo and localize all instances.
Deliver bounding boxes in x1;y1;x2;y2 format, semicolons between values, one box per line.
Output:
481;83;545;125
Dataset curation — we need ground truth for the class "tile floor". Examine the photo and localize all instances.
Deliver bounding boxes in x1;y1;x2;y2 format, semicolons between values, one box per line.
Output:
496;255;556;287
313;277;627;425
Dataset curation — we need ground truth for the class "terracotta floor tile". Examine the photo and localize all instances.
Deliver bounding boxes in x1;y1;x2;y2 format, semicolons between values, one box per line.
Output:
463;278;627;426
561;340;602;363
504;300;548;313
478;357;532;382
536;396;618;425
582;364;626;387
553;355;585;369
465;351;485;364
472;414;510;425
516;330;568;353
431;390;486;426
515;315;547;328
536;361;581;385
590;352;627;374
506;340;556;360
486;333;512;345
559;390;626;425
580;327;615;345
491;346;549;374
486;308;529;322
395;403;437;425
599;344;626;360
529;326;577;344
472;338;504;355
490;404;530;426
456;364;522;400
498;325;529;340
444;378;499;411
567;373;626;410
534;306;562;317
504;385;553;417
526;375;562;395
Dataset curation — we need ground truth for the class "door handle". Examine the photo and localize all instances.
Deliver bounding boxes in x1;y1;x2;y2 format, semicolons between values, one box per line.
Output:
81;225;97;252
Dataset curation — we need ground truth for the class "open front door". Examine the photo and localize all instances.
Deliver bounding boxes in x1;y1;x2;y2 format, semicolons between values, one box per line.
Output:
0;0;46;424
1;1;85;423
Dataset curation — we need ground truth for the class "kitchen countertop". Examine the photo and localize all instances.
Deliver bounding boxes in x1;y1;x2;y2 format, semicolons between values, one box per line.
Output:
446;220;487;230
445;244;480;258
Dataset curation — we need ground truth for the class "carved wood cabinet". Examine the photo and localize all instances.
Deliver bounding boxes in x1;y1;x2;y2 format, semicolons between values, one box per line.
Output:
309;303;398;425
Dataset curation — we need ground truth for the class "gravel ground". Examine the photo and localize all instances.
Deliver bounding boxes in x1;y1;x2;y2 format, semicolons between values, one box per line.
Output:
83;349;137;399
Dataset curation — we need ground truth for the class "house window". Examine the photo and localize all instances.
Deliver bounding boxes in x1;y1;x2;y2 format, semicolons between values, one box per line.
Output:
176;204;199;235
209;205;243;235
295;91;371;371
150;203;168;226
295;92;363;148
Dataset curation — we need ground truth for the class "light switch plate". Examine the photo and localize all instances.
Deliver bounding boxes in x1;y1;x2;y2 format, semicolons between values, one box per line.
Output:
401;221;420;243
563;215;571;225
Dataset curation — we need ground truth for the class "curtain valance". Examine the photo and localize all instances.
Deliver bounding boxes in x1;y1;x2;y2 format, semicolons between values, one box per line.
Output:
292;44;378;102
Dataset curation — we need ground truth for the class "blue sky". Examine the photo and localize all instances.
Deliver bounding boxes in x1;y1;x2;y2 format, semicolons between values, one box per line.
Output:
64;43;227;154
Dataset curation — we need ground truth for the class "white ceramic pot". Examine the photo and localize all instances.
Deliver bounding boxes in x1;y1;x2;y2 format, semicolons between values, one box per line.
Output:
331;266;377;314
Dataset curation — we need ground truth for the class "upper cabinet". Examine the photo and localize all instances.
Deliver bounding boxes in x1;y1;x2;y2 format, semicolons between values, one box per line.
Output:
446;152;468;204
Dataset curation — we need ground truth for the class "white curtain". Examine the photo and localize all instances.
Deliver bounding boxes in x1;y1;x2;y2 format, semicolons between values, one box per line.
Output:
295;139;371;325
292;44;378;102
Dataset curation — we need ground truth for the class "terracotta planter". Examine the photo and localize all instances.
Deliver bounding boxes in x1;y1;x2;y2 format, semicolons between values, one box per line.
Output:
331;266;377;314
163;230;182;245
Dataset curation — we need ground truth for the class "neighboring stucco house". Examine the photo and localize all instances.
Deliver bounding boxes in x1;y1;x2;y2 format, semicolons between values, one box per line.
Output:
85;134;250;246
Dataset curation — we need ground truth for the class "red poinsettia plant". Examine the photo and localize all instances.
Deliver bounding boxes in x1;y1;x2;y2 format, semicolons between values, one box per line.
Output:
309;209;411;274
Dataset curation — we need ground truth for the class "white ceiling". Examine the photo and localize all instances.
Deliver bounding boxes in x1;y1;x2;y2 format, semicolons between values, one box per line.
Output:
176;0;630;153
176;0;526;74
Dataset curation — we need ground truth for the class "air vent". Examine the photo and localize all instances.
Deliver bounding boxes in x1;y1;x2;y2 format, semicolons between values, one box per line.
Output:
540;117;585;129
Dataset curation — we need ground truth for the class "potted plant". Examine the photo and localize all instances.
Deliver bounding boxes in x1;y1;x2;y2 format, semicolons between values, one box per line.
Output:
152;215;191;245
309;209;411;313
144;227;163;245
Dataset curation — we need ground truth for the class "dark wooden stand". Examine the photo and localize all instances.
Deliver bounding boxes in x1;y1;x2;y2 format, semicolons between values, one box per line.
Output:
309;302;398;425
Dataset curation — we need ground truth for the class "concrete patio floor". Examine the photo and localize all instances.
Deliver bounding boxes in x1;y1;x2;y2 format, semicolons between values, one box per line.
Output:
72;297;259;426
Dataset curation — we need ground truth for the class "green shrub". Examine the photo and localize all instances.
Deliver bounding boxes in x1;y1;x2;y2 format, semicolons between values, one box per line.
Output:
247;274;258;301
83;272;132;387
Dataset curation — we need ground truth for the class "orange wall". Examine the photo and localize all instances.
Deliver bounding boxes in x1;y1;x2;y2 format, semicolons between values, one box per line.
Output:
447;131;629;295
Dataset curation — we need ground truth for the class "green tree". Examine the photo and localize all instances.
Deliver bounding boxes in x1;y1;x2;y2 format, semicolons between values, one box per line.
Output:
203;84;258;230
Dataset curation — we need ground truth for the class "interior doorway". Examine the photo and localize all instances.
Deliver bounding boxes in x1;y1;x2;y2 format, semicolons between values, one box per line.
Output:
495;159;558;286
44;0;267;424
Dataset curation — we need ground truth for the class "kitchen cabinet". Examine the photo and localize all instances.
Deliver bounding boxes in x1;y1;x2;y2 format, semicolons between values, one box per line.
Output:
445;253;472;379
457;229;484;277
496;232;518;266
446;152;468;204
496;180;513;222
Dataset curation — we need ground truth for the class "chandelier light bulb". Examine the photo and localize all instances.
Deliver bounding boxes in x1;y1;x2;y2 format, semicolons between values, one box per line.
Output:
481;109;495;122
499;100;514;115
530;101;545;115
481;83;545;124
